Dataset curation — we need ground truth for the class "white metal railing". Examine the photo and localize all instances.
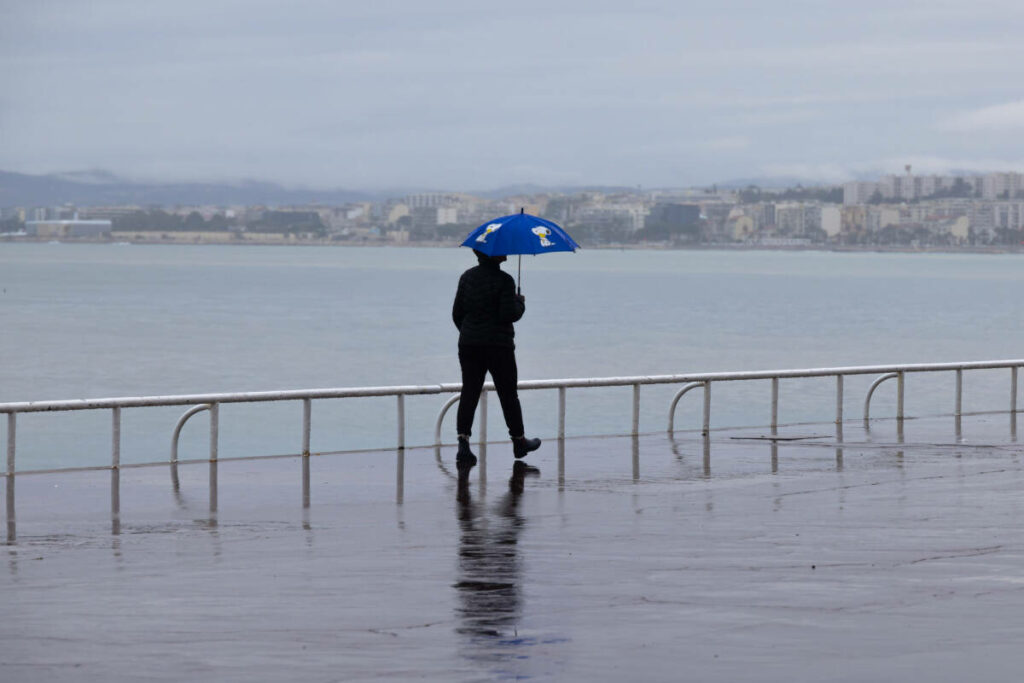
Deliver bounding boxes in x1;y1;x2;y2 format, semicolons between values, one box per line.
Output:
1;359;1020;479
2;359;1022;544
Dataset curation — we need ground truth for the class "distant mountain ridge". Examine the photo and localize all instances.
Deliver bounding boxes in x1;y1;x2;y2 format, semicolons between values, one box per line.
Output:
2;168;1008;208
1;168;864;209
0;170;381;208
0;170;641;207
472;183;639;199
712;175;858;189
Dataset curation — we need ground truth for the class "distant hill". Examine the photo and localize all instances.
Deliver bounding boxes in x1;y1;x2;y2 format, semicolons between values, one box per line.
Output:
0;169;380;207
712;176;847;190
473;183;638;199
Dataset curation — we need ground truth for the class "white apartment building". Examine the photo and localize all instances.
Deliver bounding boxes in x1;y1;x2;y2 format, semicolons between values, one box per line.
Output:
879;175;914;201
574;204;647;233
405;193;459;209
866;206;901;232
774;203;803;234
773;203;824;236
845;174;998;205
821;206;841;238
993;202;1024;230
437;207;458;225
878;174;957;201
982;173;1024;200
843;181;879;205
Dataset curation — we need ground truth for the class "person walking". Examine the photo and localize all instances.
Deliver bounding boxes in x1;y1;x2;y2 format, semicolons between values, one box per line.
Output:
452;249;541;468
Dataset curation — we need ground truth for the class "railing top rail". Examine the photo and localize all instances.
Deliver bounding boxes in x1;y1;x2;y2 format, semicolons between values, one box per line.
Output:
2;359;1022;414
521;359;1024;390
0;384;460;414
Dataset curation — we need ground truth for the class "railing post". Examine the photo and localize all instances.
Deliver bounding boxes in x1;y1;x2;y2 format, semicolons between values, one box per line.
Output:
479;390;488;450
302;398;312;456
395;449;404;505
702;381;711;436
6;413;14;544
5;413;13;474
302;453;311;512
396;394;405;450
111;465;121;536
955;369;963;417
897;371;905;422
631;435;640;481
558;386;566;439
632;384;640;436
835;375;844;425
112;407;121;469
209;402;219;461
1013;367;1019;442
1012;367;1018;414
771;377;779;435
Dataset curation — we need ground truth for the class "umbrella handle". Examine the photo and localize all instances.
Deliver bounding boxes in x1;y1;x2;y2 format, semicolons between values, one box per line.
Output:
517;254;521;294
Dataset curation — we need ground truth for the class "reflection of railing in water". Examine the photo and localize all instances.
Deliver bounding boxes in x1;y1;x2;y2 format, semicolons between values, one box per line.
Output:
3;359;1022;544
4;411;1021;546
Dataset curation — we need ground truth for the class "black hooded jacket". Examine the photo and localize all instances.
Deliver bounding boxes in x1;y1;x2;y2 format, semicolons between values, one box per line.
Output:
452;258;525;348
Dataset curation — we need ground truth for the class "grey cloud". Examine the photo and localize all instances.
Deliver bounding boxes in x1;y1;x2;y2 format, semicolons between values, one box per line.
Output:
2;0;1023;189
939;101;1024;132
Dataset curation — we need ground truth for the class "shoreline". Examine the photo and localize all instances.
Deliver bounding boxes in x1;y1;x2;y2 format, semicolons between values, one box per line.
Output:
2;234;1022;255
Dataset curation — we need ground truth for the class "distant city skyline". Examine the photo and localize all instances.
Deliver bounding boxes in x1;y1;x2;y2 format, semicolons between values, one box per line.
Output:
3;1;1024;190
10;168;1024;250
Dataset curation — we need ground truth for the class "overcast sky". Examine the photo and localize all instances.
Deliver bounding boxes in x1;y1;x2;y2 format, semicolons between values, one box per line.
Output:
2;0;1023;191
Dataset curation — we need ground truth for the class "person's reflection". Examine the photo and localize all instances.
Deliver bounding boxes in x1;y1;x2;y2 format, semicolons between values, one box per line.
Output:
453;460;538;666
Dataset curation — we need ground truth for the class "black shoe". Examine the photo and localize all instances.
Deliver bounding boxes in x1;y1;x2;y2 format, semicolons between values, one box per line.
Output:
456;438;477;469
512;436;541;459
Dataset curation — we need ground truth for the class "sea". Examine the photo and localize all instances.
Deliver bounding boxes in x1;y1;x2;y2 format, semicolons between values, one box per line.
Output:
2;242;1022;471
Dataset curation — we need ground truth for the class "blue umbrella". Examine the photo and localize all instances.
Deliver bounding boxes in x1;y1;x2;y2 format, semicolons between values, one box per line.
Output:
461;208;579;292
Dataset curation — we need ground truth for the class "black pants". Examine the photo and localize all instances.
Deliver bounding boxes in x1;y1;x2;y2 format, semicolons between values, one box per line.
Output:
457;345;525;439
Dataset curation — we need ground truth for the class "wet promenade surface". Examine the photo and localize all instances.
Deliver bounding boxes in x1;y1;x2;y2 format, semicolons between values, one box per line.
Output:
3;414;1024;682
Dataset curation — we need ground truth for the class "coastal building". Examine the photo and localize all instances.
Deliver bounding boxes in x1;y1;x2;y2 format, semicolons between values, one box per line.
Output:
865;206;901;233
406;193;459;209
26;218;112;239
408;206;457;234
968;203;995;236
982;172;1024;200
845;173;992;205
843;181;879;205
994;201;1024;230
774;203;806;235
725;210;755;241
78;206;144;221
574;203;647;234
385;203;410;225
437;206;458;225
841;205;868;236
344;203;372;222
879;175;914;202
644;203;701;239
945;217;970;243
755;202;776;231
821;205;841;239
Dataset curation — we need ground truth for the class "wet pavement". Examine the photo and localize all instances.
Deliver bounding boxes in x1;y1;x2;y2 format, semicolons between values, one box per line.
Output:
2;414;1024;681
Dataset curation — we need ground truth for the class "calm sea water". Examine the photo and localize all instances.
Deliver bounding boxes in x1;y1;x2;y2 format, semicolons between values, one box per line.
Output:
2;243;1022;470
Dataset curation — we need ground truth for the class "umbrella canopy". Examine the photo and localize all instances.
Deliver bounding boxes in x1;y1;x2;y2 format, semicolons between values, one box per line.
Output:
461;210;579;256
